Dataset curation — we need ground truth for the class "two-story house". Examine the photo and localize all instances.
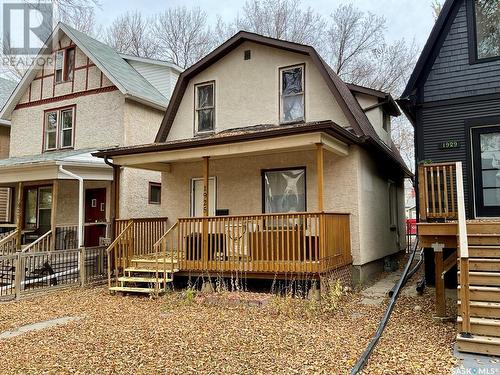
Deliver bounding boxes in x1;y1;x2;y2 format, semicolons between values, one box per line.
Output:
0;78;17;223
398;0;500;356
0;23;181;251
95;31;411;294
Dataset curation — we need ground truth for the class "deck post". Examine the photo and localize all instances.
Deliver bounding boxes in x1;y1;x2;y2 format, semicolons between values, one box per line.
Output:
202;156;210;267
417;165;427;221
15;182;24;251
316;143;324;212
50;180;59;251
433;242;447;318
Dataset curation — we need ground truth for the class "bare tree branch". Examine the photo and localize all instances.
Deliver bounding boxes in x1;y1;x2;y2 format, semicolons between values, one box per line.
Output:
152;7;214;69
105;11;158;58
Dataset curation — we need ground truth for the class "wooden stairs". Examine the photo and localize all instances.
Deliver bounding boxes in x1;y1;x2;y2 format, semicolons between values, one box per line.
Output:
109;256;178;296
457;227;500;356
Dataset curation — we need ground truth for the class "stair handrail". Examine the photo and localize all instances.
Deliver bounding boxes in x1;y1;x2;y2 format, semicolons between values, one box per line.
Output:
0;230;19;255
456;161;471;336
22;230;52;253
106;220;134;289
153;222;178;296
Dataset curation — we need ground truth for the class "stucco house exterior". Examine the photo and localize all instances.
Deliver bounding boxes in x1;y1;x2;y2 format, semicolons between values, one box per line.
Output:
0;23;181;250
96;31;411;286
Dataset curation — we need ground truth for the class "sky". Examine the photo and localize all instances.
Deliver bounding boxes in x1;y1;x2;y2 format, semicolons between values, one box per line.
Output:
94;0;438;48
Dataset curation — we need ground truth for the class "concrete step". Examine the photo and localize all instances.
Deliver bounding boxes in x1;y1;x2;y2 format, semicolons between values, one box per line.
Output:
457;316;500;337
456;333;500;356
458;301;500;319
118;276;173;283
469;258;500;272
469;246;500;258
459;286;500;302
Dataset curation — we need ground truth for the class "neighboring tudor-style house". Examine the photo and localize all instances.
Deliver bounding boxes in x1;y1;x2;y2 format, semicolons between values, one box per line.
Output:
0;23;181;250
398;0;500;356
95;31;411;292
0;78;17;223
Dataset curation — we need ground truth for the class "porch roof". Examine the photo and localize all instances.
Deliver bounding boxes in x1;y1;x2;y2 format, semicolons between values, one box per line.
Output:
0;149;112;184
93;121;412;177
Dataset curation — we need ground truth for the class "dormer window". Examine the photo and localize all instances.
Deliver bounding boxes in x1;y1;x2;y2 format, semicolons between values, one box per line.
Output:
195;82;215;133
471;0;500;61
54;47;76;83
44;106;75;151
280;65;305;123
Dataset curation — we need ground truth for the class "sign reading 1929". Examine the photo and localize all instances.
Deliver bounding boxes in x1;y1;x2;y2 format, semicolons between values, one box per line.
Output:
439;141;460;149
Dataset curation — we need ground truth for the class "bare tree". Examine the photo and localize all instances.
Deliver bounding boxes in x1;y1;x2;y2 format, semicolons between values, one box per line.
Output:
105;11;158;58
431;0;444;21
231;0;325;47
391;116;415;171
327;5;385;80
152;7;214;69
60;5;101;36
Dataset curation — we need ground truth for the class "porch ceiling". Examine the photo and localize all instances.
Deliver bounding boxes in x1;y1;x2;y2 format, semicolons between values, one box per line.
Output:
112;132;348;170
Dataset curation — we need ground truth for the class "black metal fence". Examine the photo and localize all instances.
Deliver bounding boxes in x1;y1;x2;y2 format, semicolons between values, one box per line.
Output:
0;246;107;300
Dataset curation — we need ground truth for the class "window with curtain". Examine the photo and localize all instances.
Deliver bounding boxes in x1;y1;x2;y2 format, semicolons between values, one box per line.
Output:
474;0;500;60
263;168;306;213
280;65;305;123
195;82;215;133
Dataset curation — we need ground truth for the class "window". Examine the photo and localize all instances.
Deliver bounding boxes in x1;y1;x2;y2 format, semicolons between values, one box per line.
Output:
280;65;305;123
473;0;500;61
262;168;306;213
149;182;161;204
195;82;215;133
44;106;75;151
24;186;52;230
54;47;76;83
65;47;75;81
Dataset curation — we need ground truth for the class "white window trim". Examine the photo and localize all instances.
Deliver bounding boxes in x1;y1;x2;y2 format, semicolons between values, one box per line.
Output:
44;106;75;152
279;64;305;124
194;82;215;135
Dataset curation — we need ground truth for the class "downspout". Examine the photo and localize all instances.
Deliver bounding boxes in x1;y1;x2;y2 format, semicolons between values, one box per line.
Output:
58;165;84;248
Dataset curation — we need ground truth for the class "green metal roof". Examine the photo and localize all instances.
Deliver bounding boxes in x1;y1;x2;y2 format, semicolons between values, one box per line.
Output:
0;78;17;112
61;23;168;108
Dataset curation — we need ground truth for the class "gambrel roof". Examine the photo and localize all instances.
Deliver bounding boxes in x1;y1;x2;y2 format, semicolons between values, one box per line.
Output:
0;22;170;121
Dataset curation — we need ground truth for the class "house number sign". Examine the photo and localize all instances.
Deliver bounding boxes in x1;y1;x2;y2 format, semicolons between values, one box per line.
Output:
439;141;460;149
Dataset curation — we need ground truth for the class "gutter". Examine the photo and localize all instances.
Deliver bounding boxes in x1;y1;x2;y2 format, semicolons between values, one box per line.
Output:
58;166;84;248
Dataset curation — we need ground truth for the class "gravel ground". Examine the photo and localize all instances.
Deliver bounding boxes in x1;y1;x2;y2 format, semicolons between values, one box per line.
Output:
0;282;456;375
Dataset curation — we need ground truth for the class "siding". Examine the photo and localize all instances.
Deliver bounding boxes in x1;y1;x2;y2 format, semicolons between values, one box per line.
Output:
420;97;500;217
126;60;177;100
423;0;500;102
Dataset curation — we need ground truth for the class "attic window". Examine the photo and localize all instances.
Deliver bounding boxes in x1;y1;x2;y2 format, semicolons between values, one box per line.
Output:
473;0;500;61
195;82;215;133
54;47;75;83
244;50;251;60
280;65;305;123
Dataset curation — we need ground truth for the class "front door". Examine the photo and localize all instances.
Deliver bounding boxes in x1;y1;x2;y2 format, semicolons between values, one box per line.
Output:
472;126;500;217
190;178;216;217
84;188;107;247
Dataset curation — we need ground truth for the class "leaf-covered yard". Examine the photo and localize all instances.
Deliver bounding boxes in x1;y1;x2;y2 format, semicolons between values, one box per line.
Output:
0;284;456;374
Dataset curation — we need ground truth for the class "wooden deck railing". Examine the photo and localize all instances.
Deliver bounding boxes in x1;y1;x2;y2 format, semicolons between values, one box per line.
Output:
107;217;169;287
418;162;458;221
0;230;19;255
22;230;53;253
455;162;471;335
177;212;351;275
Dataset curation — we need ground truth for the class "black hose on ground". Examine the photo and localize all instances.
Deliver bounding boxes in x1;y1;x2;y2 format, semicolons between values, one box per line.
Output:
387;248;424;298
349;240;421;375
